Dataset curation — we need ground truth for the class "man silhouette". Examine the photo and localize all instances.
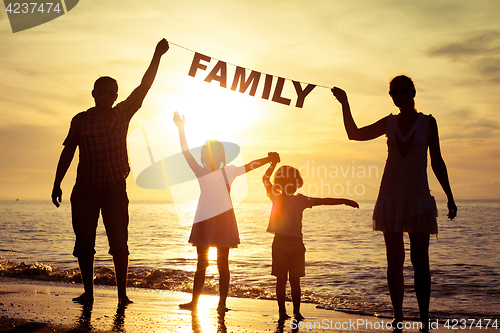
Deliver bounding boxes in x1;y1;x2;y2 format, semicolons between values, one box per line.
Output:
51;39;169;304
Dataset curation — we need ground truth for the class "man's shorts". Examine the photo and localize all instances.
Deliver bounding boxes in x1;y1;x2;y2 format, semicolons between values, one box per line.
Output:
271;234;306;278
70;181;129;258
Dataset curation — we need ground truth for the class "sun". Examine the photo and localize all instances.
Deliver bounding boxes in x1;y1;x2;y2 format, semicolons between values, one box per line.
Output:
153;76;263;147
130;75;265;185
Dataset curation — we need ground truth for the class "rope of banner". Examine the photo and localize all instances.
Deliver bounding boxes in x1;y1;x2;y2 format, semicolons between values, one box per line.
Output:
168;41;333;90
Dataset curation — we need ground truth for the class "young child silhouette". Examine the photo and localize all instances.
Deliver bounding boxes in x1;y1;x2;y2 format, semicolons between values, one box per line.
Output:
262;162;359;321
173;111;280;314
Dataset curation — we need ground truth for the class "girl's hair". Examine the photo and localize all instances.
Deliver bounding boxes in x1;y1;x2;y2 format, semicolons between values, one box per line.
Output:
389;75;416;91
201;140;226;171
272;165;303;195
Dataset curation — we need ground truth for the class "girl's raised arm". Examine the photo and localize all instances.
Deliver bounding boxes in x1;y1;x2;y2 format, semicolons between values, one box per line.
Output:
332;87;388;141
173;112;202;172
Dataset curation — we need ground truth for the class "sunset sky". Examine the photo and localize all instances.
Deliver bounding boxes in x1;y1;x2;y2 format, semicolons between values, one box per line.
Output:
1;1;499;202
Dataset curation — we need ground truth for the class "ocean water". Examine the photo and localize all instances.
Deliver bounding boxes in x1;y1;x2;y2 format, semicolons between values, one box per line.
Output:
0;199;499;321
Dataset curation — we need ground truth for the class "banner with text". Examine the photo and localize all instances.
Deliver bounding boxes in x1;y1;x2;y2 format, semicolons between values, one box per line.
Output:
184;48;319;108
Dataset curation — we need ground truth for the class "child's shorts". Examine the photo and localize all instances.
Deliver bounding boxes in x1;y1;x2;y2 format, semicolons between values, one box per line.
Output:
271;234;306;278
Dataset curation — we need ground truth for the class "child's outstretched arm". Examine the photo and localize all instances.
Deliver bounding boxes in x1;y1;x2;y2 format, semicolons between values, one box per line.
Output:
173;112;201;171
262;157;278;195
312;197;359;208
244;152;280;173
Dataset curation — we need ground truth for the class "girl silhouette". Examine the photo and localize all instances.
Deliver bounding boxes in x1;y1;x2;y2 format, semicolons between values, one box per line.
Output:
173;111;279;313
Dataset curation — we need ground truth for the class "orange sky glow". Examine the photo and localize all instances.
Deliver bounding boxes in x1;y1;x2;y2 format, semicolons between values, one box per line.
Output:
1;1;500;201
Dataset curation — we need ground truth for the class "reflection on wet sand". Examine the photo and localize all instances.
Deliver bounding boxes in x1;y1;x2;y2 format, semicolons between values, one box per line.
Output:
112;303;128;332
69;301;130;332
189;309;227;333
69;302;92;332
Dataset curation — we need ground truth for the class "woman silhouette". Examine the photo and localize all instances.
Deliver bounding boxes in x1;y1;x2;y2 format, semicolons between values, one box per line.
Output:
332;75;457;332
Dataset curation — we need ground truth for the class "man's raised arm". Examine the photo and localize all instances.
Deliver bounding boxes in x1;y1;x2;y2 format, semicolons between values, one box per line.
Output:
131;38;170;102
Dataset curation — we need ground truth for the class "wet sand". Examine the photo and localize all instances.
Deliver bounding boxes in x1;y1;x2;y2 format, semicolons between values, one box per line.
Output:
0;277;494;332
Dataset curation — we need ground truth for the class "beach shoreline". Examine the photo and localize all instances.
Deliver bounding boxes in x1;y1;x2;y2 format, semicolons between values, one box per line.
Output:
0;277;495;332
2;200;500;321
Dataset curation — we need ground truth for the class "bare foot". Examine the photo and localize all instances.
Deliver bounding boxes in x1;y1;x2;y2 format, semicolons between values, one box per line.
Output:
279;312;291;321
179;302;198;311
118;296;133;306
293;313;305;321
217;306;230;314
72;293;94;304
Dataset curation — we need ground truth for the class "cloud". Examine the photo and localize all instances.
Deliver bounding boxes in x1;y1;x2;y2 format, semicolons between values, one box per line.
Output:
441;120;500;140
448;108;473;119
427;30;500;84
428;30;500;59
436;107;500;139
476;57;500;82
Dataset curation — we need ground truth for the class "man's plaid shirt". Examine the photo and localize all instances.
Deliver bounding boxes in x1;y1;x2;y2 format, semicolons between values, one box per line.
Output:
63;93;143;187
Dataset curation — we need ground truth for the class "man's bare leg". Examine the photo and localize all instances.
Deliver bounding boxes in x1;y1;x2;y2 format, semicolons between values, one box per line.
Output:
73;255;94;304
114;254;132;305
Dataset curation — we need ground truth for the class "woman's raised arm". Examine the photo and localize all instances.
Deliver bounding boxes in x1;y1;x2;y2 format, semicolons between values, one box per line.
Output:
332;87;388;141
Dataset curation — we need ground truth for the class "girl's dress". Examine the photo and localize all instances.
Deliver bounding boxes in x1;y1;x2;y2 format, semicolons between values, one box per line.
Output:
373;112;438;234
188;164;245;248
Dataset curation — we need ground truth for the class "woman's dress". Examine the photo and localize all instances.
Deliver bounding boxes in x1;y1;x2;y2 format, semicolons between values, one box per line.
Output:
373;113;438;234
